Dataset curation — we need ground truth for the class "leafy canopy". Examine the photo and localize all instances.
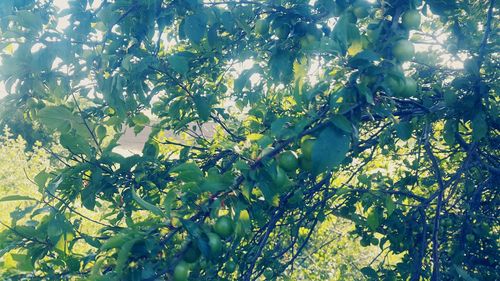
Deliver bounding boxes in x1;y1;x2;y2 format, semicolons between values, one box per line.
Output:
0;0;498;280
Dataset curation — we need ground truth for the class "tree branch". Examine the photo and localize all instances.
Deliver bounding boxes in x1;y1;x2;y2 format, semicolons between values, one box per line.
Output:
478;0;495;63
424;138;446;281
71;93;103;155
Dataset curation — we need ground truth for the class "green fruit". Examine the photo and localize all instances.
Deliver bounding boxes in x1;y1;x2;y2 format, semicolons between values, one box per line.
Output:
366;21;383;42
214;216;234;238
239;210;250;222
278;151;299;172
207;233;223;257
255;19;269;35
104;107;115;116
273;166;288;188
294;21;308;36
287;191;302;207
183;243;200;263
360;35;370;48
401;77;417;97
480;222;489;232
235;223;246;238
307;23;322;39
332;3;343;17
353;6;369;19
385;76;405;96
366;28;378;42
299;156;312;171
274;24;291;39
259;146;274;158
392;63;404;74
360;238;370;247
301;138;315;160
225;260;237;273
346;11;358;23
466;234;475;242
299;34;317;49
402;10;421;30
392;40;415;62
173;262;189;281
360;74;377;86
263;268;274;279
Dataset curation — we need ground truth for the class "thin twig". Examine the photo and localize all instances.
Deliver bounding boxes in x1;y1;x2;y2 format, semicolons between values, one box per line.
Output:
71;93;103;155
153;137;206;151
0;220;50;246
478;0;495;63
424;132;446;281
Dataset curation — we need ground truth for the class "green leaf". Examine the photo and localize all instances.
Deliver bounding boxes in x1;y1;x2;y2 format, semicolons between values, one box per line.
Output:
385;196;396;217
200;172;233;193
269;51;293;82
193;95;211;121
197;237;211;258
47;216;64;241
207;25;219;47
331;15;349;53
360;266;378;280
9;253;34;272
180;218;202;237
366;208;380;231
246;133;264;141
312;126;350;174
15;10;42;30
356;83;374;105
183;12;207;44
131;187;165;217
81;185;97;210
395;122;412;141
258;182;279;207
0;195;37;202
142;140;159;158
115;238;139;276
60;133;93;156
96;125;107;143
453;264;479;281
170;162;203;182
443;120;457;145
162;190;176;218
9;204;36;225
168;54;189;75
349;50;380;68
81;233;102;249
471;113;487;142
100;232;135;251
37;106;79;134
121;54;133;71
270;117;292;138
234;70;253;92
0;242;21;258
331;115;353;133
132;113;150;126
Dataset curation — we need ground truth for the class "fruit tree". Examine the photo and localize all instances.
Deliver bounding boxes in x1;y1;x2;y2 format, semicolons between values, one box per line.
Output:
0;0;498;280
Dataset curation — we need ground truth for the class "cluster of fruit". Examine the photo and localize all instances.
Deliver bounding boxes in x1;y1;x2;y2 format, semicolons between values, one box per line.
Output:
173;216;236;281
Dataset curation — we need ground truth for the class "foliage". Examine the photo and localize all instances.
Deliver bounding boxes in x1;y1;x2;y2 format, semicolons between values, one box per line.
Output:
289;216;385;281
0;126;52;212
0;0;498;280
0;128;51;274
